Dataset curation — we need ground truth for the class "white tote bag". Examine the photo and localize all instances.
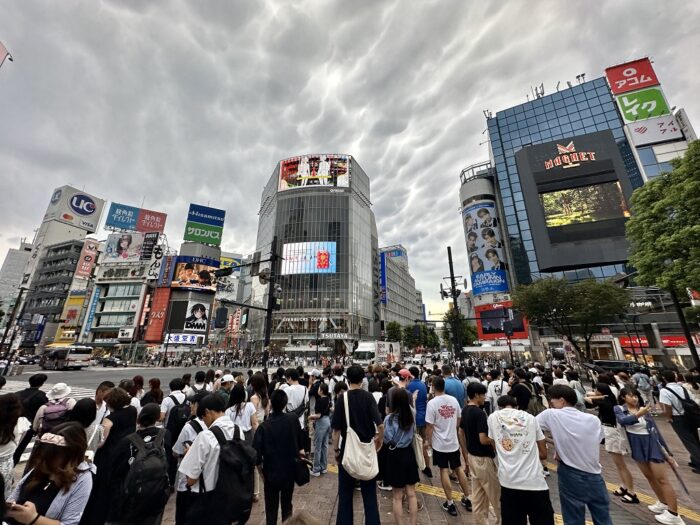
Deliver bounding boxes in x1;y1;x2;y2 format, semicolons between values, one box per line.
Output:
341;392;379;481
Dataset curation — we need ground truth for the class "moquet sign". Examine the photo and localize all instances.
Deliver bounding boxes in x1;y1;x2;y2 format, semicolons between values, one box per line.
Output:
544;141;597;170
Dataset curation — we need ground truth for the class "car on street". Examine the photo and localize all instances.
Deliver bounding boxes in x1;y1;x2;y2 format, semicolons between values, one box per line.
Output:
19;355;37;365
102;357;128;367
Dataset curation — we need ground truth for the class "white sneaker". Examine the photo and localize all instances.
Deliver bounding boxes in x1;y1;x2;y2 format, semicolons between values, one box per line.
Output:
648;501;669;514
654;510;685;524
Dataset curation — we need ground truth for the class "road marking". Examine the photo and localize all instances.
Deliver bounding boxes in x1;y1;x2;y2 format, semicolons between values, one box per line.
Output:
545;462;700;523
324;464;590;524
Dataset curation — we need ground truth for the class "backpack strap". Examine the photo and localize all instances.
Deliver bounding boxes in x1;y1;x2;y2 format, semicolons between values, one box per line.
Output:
126;432;147;458
189;419;204;434
154;428;166;449
169;394;181;407
209;424;228;446
663;386;690;402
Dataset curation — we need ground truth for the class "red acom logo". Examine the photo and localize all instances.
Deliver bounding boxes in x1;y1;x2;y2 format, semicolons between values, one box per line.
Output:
544;141;597;170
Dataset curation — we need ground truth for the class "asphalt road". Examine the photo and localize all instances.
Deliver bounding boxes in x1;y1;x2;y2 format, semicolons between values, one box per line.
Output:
10;365;210;391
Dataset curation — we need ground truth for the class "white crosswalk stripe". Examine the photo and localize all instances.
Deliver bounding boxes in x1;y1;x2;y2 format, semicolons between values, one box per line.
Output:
2;380;96;463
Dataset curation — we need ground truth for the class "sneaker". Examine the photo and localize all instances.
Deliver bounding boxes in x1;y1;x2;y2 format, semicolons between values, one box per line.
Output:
461;497;472;511
321;469;328;474
378;482;393;491
310;470;321;477
422;466;433;478
442;501;458;516
655;510;686;524
648;501;669;514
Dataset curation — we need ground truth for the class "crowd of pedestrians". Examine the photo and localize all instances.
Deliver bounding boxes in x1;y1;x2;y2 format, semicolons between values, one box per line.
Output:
0;359;698;524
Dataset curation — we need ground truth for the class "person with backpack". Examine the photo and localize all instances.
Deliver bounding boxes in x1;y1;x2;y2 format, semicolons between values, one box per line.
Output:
109;403;172;525
253;389;305;525
615;388;685;525
486;370;509;415
179;394;257;525
173;392;208;525
12;374;48;465
186;371;208;401
161;378;190;489
659;370;700;474
32;383;76;436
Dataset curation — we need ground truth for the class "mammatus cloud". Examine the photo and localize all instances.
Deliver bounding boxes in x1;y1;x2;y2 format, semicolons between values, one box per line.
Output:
0;0;698;316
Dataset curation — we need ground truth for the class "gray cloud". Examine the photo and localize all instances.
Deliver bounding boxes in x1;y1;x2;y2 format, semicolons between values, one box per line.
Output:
0;0;698;315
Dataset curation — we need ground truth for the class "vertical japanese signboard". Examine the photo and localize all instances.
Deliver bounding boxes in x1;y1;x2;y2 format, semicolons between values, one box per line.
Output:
75;239;99;279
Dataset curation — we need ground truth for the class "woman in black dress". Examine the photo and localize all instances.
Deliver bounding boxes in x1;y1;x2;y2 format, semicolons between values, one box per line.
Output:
80;387;137;524
382;388;419;525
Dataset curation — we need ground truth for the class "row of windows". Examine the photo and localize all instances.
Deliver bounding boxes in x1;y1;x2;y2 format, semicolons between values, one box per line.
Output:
104;284;141;297
95;313;135;327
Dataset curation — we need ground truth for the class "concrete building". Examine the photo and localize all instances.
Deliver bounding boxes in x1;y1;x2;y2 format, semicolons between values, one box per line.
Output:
379;245;422;329
0;241;32;327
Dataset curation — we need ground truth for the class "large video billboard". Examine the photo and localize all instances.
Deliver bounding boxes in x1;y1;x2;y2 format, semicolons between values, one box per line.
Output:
539;182;630;228
170;256;219;292
281;242;337;275
475;301;528;340
279;155;350;191
104;233;145;262
462;201;509;295
42;185;105;233
183;204;226;246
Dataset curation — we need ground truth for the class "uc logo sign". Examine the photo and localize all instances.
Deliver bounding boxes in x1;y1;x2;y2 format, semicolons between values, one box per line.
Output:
70;194;96;216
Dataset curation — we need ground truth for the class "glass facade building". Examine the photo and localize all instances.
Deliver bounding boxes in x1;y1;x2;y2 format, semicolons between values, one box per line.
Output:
487;77;643;285
251;155;379;354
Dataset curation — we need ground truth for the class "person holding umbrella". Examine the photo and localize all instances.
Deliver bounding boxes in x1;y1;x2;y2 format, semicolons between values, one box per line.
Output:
615;387;686;525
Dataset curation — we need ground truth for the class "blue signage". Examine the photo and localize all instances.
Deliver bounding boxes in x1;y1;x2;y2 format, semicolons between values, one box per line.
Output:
187;204;226;228
105;202;140;230
380;252;388;304
69;194;98;216
84;287;102;333
471;270;509;295
176;255;220;267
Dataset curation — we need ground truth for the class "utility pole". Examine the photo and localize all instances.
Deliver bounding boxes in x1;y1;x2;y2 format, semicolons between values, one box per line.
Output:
447;246;461;360
1;287;27;350
262;236;279;367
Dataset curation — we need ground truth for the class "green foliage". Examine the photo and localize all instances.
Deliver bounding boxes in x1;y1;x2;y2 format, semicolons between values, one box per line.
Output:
402;325;419;349
512;277;629;360
441;308;478;355
684;306;700;328
626;141;700;291
385;321;403;343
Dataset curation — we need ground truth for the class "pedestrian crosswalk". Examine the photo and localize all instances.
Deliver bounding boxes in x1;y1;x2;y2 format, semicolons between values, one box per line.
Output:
1;380;96;400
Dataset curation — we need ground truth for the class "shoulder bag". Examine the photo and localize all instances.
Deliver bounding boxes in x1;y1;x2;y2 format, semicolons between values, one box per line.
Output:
341;392;379;480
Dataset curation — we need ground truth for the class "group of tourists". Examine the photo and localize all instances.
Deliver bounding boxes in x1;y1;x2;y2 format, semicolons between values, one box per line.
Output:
0;359;698;525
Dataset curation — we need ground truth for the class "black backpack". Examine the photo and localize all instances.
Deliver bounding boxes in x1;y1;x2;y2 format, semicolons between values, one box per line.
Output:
166;395;190;439
201;425;257;524
663;386;700;429
121;429;170;521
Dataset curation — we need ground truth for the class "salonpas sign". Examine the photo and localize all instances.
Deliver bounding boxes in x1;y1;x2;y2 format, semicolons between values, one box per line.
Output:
183;203;226;246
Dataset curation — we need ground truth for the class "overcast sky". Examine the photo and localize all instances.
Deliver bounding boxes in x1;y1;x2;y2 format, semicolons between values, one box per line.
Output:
1;0;699;316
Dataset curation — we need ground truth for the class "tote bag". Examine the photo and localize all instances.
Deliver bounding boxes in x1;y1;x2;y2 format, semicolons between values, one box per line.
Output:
341;392;379;480
412;430;426;471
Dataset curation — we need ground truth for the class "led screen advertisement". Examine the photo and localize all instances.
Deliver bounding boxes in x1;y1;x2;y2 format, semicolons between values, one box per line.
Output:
104;233;144;262
539;182;630;228
279;154;350;191
183;301;209;332
281;242;337;275
462;201;509;296
170;256;220;292
475;301;528;341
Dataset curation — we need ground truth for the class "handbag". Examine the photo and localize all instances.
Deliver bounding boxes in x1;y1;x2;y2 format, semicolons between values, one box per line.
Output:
340;392;379;481
412;430;426;471
294;457;311;486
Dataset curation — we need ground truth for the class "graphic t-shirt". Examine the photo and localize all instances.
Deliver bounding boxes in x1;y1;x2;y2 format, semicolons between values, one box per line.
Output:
425;394;461;453
487;407;547;490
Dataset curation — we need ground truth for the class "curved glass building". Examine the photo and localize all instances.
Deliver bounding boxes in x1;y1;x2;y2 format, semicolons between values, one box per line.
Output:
249;154;379;356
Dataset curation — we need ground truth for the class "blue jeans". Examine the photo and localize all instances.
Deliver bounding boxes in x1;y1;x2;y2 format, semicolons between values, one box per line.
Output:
312;416;331;473
557;462;612;525
337;464;380;525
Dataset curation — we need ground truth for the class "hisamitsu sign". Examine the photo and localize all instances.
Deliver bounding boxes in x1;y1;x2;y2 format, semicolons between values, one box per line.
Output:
183;204;226;246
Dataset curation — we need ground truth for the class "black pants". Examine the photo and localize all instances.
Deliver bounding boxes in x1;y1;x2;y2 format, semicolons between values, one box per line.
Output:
500;486;554;525
175;491;194;525
264;480;294;525
672;415;700;468
167;454;178;488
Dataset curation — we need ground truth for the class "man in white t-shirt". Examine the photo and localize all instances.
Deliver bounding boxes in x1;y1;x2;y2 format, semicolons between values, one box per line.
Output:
425;376;472;516
487;394;554;525
284;369;307;429
486;370;509;414
536;385;611;525
660;370;700;472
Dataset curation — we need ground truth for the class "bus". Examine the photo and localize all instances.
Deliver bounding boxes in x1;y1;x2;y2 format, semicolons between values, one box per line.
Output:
40;346;93;370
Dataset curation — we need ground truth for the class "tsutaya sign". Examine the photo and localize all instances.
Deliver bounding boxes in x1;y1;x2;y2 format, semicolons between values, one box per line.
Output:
544;141;597;170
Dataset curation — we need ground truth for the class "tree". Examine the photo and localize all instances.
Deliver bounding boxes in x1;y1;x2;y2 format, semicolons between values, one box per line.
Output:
626;140;700;292
402;325;420;350
424;327;441;350
385;321;403;343
441;308;478;356
512;277;629;361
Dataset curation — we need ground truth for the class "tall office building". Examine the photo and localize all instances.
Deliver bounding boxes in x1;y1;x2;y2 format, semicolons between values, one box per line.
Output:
0;241;32;321
250;154;379;355
379;245;422;329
